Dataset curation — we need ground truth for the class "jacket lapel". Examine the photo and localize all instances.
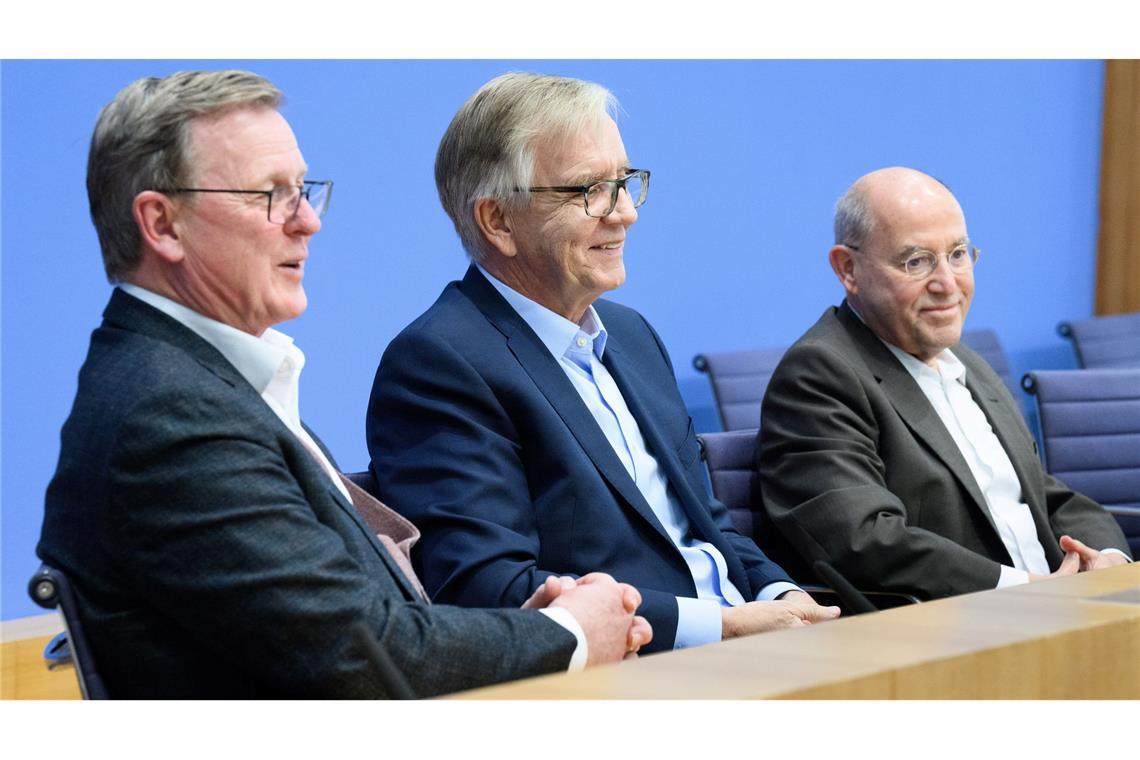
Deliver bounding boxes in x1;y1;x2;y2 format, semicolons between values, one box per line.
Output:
603;336;753;589
961;359;1063;567
837;303;1002;538
459;268;673;544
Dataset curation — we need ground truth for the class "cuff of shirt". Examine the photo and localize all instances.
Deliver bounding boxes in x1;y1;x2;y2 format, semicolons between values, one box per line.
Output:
674;596;723;649
538;606;588;671
997;565;1030;588
755;581;803;601
1100;548;1132;562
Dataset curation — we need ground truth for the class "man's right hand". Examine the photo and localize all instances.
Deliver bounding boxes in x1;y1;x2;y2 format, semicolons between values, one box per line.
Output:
547;572;652;665
721;598;840;640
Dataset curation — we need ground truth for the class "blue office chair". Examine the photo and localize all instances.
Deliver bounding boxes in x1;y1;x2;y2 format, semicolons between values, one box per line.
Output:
1021;368;1140;557
692;346;787;431
694;329;1016;431
698;430;917;614
27;563;109;699
1057;311;1140;368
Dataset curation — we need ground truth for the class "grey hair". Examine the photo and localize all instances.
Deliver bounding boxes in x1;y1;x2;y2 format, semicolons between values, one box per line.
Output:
87;70;282;281
434;72;618;262
833;183;875;247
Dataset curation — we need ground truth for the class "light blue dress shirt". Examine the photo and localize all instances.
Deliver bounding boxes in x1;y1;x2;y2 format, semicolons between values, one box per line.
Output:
476;266;799;648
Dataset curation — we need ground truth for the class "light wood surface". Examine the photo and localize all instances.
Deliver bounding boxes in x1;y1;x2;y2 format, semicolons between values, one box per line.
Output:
453;563;1140;699
2;565;1135;700
1;632;82;700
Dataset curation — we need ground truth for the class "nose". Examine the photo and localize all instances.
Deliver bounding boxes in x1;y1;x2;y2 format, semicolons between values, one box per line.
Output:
284;196;322;236
925;254;960;293
603;186;639;226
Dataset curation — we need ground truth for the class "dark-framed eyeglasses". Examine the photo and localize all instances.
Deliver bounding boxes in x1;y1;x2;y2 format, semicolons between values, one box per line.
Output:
158;180;334;224
523;169;650;218
846;243;979;280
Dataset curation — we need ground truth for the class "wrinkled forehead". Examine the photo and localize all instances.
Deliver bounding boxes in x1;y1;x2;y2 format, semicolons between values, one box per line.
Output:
531;114;627;178
869;183;968;253
186;106;303;182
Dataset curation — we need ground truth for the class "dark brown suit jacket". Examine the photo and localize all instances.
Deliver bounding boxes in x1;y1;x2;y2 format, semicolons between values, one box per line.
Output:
757;302;1130;599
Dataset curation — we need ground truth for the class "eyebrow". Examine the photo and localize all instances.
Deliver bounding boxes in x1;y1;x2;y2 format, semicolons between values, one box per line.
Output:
895;237;971;258
564;162;633;186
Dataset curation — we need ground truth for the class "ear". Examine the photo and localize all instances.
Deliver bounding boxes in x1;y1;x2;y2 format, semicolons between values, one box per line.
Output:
828;244;858;296
132;190;184;264
474;197;517;259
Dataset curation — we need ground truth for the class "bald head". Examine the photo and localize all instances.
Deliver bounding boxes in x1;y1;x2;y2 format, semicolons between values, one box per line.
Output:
829;166;974;366
835;167;964;247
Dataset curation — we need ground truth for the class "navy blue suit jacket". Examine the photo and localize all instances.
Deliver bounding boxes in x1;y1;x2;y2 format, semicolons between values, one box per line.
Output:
367;267;792;651
38;289;574;698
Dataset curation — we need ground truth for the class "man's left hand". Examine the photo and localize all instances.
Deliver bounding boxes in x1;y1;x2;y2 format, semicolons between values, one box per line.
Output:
1058;535;1130;572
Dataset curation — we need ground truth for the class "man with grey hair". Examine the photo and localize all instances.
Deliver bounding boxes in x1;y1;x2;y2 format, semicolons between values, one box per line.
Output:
757;166;1130;601
37;69;649;698
367;72;839;654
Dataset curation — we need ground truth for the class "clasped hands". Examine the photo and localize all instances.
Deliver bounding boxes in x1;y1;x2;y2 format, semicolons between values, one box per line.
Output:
522;573;652;665
1030;534;1130;582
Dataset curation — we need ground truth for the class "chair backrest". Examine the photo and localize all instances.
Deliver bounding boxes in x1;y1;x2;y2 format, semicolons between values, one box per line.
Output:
1022;368;1140;557
692;346;788;431
697;429;759;538
959;328;1020;401
698;429;812;581
27;563;109;699
346;469;381;498
695;330;1015;432
1057;311;1140;368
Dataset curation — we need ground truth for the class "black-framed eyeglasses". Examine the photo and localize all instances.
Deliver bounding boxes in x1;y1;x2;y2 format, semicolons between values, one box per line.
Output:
846;242;979;280
523;169;650;218
159;180;333;224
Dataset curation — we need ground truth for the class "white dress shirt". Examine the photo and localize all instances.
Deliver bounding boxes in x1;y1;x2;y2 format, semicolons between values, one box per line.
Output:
884;343;1128;586
477;266;799;648
119;284;588;669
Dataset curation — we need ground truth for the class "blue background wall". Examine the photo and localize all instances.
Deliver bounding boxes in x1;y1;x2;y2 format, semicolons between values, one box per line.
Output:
1;60;1102;621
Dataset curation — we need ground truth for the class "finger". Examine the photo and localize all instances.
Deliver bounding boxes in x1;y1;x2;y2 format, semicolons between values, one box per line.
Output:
628;616;653;649
576;572;615;587
802;604;841;623
1059;535;1097;561
1057;550;1081;576
619;583;642;613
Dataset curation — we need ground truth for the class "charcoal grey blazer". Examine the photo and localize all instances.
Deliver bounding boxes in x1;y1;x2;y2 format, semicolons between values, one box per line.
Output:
757;302;1129;599
38;288;574;698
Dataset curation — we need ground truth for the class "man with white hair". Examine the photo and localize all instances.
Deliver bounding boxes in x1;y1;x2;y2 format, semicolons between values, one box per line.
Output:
368;73;838;653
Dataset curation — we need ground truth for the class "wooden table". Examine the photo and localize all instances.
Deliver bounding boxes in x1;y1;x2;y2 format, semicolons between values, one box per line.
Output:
453;563;1140;699
1;631;81;700
3;565;1135;700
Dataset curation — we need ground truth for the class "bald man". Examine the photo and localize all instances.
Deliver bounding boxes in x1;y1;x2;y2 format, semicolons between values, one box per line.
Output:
756;167;1130;601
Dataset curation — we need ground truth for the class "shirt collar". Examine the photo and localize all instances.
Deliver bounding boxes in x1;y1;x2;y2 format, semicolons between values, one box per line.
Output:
884;342;967;387
119;283;301;394
476;264;608;362
846;300;966;386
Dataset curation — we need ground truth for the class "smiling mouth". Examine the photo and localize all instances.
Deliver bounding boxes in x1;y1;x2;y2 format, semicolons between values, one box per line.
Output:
592;242;623;251
921;303;959;318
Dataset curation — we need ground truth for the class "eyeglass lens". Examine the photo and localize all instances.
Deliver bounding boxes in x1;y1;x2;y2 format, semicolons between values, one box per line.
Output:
269;182;332;223
585;172;648;218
